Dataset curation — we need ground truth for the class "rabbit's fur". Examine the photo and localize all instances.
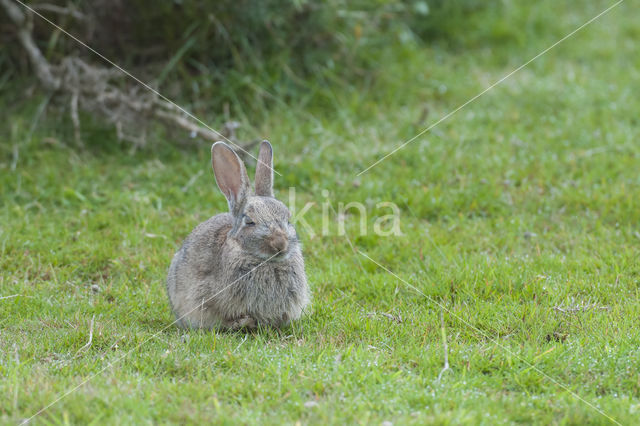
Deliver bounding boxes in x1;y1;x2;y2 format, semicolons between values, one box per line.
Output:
166;141;310;330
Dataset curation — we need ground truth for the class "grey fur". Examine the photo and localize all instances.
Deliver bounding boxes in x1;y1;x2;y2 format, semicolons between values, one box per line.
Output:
166;141;310;330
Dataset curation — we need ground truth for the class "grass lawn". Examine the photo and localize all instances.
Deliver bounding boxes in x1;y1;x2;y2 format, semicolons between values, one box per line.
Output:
1;0;639;424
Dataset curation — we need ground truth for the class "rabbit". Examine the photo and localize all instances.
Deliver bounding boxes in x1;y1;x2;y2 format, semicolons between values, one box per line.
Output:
166;140;310;330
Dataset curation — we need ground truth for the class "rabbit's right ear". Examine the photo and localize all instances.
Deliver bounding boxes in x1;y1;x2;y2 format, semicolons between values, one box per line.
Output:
211;142;250;216
254;140;274;197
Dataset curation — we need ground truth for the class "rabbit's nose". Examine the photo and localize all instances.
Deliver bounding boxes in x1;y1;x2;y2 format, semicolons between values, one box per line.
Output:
268;230;288;253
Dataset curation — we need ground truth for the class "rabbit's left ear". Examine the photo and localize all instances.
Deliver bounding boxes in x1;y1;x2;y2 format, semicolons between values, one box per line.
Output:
254;140;274;197
211;142;250;216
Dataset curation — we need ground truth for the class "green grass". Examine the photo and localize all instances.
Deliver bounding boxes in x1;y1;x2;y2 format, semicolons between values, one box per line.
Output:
1;0;640;424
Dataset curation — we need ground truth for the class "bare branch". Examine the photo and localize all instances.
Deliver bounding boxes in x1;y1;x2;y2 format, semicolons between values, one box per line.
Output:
70;89;81;144
154;108;224;141
31;3;85;20
1;0;60;90
1;0;253;149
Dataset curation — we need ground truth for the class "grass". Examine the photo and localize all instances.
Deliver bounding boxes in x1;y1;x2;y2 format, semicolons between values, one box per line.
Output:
1;0;639;424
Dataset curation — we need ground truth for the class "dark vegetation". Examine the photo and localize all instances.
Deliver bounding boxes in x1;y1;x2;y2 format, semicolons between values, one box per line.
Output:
1;1;499;125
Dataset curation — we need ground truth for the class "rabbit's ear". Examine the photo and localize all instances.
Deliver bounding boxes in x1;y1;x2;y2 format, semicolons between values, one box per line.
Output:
211;142;250;216
254;140;274;197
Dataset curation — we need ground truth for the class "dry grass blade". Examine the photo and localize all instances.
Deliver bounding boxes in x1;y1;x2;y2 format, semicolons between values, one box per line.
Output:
436;309;450;383
73;315;95;359
0;294;22;300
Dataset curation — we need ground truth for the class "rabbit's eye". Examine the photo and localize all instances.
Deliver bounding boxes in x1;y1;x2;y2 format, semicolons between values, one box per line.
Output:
243;215;255;226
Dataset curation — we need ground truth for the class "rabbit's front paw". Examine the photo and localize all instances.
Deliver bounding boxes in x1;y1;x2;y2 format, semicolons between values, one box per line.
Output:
226;315;257;330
